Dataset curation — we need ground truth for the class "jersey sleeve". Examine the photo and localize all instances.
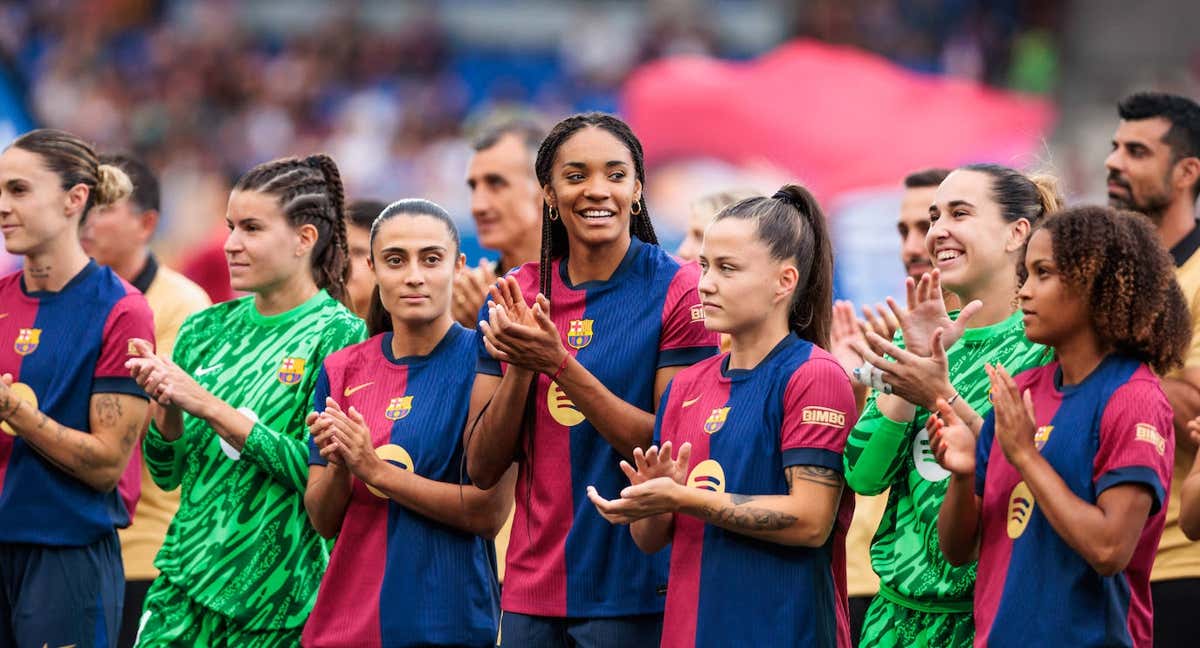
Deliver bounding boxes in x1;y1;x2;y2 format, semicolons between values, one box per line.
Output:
657;263;720;368
976;411;997;497
475;297;502;376
142;316;199;492
651;381;675;447
93;292;155;398
843;389;914;496
1093;379;1173;514
781;357;858;473
308;364;333;466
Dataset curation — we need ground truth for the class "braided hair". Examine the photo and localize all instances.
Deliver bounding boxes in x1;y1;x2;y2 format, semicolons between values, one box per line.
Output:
533;113;659;299
233;154;350;304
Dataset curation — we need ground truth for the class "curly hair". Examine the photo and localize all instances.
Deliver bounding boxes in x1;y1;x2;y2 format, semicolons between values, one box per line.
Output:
1018;205;1191;374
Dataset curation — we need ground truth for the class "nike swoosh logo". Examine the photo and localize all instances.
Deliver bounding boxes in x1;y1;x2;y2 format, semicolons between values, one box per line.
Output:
344;382;374;397
194;365;222;377
682;396;701;408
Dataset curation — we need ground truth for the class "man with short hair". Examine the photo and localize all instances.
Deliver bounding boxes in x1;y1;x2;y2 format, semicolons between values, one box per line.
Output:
898;168;952;281
456;121;545;329
81;153;211;648
1106;91;1200;648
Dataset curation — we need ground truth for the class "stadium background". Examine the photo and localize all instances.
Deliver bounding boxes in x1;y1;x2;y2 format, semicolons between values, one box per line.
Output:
0;0;1197;304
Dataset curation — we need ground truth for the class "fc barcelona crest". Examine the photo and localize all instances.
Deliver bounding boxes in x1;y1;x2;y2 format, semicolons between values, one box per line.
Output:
385;396;413;421
704;407;730;435
14;328;40;356
276;357;306;385
567;319;594;349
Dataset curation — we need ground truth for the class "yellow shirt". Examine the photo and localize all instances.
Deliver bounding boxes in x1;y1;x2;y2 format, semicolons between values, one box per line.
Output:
1152;230;1200;582
846;491;888;597
119;260;211;580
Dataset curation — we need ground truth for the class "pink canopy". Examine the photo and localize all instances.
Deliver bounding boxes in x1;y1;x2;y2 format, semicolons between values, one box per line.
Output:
622;39;1056;200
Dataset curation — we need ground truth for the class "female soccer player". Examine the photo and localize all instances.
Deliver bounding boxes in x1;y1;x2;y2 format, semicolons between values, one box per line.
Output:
587;185;859;647
126;155;366;646
842;165;1059;647
464;113;720;646
302;199;514;647
933;205;1189;647
0;128;153;648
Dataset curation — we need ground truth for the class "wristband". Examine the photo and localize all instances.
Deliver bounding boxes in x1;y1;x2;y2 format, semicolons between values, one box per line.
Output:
551;353;570;382
946;391;961;407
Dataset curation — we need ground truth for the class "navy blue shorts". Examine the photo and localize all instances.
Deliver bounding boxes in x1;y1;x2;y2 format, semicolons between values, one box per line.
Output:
0;532;122;648
499;611;663;648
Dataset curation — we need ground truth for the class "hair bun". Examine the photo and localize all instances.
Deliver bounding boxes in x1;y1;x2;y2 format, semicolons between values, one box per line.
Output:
94;163;133;208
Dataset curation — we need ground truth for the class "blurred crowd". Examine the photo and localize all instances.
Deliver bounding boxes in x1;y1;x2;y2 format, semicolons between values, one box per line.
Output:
0;0;1064;270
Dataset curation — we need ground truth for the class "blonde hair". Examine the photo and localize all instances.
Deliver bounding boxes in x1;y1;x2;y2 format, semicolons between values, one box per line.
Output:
10;128;132;214
691;188;760;222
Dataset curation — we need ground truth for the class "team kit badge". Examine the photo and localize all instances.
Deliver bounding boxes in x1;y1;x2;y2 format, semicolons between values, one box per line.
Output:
277;357;306;385
385;396;414;421
14;328;40;356
704;407;729;434
566;319;593;349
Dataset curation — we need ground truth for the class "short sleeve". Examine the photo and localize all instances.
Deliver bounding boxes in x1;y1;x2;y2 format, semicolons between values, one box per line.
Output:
93;293;155;398
657;263;720;368
651;381;674;447
780;357;858;473
1093;379;1174;514
475;298;502;376
308;365;333;466
976;411;996;497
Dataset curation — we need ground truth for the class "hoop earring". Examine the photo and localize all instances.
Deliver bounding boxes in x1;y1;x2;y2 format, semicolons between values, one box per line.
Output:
631;200;642;216
549;206;559;221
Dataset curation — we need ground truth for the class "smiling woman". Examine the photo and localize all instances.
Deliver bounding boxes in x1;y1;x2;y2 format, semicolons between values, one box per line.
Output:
463;113;720;647
842;163;1062;648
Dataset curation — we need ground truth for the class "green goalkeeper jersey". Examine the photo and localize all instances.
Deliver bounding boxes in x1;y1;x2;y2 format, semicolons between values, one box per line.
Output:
144;290;366;630
843;310;1049;608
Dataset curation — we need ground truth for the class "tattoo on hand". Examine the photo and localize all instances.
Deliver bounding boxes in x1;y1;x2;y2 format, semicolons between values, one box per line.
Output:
788;464;843;489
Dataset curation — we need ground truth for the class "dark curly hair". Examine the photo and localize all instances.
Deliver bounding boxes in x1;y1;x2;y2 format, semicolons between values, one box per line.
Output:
1018;205;1191;374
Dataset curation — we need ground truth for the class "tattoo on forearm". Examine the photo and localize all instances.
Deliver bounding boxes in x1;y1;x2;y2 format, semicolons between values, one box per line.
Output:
730;493;757;505
788;464;843;489
701;503;798;531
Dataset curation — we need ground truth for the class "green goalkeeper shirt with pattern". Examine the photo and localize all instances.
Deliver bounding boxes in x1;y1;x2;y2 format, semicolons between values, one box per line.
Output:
843;310;1049;608
143;291;366;630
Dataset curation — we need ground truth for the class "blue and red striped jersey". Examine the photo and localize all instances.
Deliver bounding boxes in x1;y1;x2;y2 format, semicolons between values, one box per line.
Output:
477;238;720;617
974;356;1173;648
0;262;154;546
654;334;857;648
304;325;499;647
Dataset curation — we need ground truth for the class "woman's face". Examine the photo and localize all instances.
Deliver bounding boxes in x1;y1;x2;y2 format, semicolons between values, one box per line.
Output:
697;217;797;335
1018;228;1088;347
370;214;463;328
927;170;1028;299
0;146;84;256
544;126;641;252
223;190;315;294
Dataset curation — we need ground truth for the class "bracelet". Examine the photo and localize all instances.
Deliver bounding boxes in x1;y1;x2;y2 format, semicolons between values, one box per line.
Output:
946;392;961;407
550;353;570;382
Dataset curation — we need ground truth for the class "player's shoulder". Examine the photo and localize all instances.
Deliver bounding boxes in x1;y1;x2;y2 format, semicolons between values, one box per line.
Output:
1104;360;1168;407
149;265;212;311
185;295;250;330
309;294;368;342
669;352;726;390
322;333;383;372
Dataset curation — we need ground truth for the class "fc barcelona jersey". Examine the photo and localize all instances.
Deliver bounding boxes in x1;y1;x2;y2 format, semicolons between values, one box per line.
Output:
0;262;154;546
477;238;720;617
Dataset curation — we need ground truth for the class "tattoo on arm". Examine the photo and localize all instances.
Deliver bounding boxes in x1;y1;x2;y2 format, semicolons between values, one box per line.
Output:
95;394;122;428
788;464;843;489
701;503;798;531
